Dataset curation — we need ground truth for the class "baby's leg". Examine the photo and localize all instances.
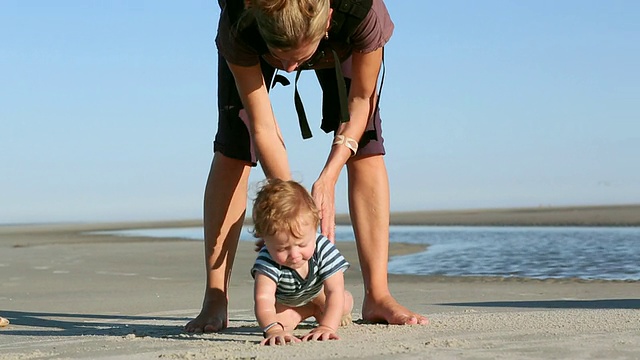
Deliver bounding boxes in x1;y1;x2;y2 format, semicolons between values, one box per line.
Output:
273;301;317;332
311;290;354;326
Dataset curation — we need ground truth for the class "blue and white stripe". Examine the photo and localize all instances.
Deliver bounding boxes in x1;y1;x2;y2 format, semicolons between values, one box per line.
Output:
251;234;349;307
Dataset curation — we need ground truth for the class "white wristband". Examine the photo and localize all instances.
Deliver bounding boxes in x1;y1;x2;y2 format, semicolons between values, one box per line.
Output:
333;135;358;157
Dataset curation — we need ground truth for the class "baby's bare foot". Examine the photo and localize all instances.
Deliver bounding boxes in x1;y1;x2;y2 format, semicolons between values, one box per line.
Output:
340;312;352;326
362;294;428;325
340;290;354;326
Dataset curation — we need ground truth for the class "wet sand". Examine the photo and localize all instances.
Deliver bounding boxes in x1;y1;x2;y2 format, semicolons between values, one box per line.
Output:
1;204;639;359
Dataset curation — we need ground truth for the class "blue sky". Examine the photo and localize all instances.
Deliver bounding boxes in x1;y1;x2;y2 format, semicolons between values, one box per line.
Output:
2;1;639;224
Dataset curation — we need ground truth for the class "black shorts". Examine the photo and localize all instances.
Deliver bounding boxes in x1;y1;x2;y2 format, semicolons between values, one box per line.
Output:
213;53;385;165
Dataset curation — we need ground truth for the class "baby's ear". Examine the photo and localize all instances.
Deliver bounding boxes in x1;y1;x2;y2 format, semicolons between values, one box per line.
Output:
254;238;266;252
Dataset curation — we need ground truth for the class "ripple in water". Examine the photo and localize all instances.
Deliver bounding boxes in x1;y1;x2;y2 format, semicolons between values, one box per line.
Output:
387;226;640;281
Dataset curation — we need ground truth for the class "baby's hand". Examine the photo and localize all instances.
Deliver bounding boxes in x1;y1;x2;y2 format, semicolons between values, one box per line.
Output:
260;330;300;346
301;325;339;342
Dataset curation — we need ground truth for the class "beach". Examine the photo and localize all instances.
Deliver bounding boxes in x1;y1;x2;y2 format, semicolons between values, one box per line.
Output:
1;205;640;359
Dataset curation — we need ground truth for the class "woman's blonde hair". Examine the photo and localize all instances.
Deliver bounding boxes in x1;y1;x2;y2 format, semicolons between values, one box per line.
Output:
252;179;320;238
244;0;330;50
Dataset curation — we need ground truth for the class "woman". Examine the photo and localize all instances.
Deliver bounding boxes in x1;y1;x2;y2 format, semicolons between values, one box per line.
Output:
186;0;428;333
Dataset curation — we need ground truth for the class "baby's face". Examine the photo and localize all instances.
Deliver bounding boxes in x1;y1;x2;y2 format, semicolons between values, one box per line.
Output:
263;222;316;270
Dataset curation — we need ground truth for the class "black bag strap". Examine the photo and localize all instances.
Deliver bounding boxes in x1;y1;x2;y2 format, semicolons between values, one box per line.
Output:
291;48;350;140
294;69;314;139
329;0;373;42
332;48;350;125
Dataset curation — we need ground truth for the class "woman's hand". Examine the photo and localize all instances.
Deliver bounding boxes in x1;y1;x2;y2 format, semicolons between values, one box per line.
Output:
300;325;339;342
312;177;336;242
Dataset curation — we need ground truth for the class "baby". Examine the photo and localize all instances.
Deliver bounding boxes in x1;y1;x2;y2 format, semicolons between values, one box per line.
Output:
251;179;353;346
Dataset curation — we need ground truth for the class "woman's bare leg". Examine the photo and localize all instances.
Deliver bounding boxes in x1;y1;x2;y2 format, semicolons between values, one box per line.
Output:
185;152;252;333
347;154;428;325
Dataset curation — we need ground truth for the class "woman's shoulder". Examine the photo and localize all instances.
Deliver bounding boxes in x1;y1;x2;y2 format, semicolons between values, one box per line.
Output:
349;0;394;53
216;0;261;66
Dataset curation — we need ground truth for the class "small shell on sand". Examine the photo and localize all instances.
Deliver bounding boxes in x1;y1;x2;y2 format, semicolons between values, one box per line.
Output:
0;317;9;327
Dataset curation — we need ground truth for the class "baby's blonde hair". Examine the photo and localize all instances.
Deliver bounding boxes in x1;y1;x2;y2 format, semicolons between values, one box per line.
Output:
252;179;320;239
245;0;330;50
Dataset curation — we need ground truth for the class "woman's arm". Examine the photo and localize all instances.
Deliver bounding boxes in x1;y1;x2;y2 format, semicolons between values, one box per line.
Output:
227;61;291;180
313;48;384;239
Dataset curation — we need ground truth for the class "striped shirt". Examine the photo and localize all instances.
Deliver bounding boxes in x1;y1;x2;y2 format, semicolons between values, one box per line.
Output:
251;234;350;307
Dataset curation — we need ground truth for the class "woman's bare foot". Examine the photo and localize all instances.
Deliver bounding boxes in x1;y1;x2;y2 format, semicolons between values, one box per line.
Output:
185;291;228;333
362;294;428;325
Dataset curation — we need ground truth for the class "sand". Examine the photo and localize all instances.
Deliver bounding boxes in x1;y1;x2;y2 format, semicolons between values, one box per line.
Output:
1;206;639;359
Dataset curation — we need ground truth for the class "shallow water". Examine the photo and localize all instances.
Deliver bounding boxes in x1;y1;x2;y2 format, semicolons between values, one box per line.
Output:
95;225;640;281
